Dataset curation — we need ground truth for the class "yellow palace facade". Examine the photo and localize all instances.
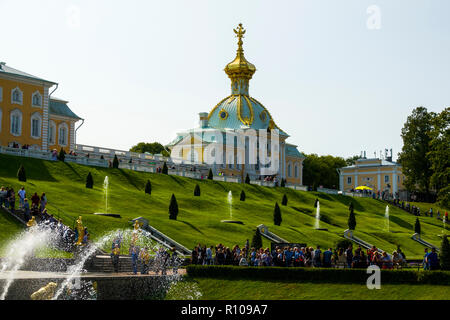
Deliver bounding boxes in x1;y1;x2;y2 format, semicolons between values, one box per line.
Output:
337;156;405;197
0;62;82;152
167;24;304;185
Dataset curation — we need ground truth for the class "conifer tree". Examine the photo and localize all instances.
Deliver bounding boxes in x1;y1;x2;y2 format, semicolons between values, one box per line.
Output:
207;168;213;180
280;178;286;187
251;228;263;250
240;190;246;201
414;217;421;235
274;202;282;226
112;155;119;168
169;194;179;220
86;172;94;189
162;162;168;174
17;164;26;182
245;173;250;184
348;205;356;230
58;148;66;161
145;180;152;195
314;198;319;208
194;184;201;196
440;236;450;270
281;194;288;206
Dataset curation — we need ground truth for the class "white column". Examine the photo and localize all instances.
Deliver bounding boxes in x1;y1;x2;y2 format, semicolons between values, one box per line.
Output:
41;87;49;151
339;171;344;191
377;172;381;192
354;173;358;189
393;170;398;198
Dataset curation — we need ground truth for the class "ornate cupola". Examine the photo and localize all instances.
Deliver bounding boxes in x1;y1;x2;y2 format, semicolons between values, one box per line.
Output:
224;23;256;96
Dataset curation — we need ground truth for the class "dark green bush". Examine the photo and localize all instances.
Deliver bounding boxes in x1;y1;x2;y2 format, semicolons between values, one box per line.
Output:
162;162;168;174
240;190;246;201
281;194;288;206
145;180;152;195
194;184;200;196
112;155;119;168
273;202;282;226
250;228;263;250
245;173;250;184
85;172;94;189
17;164;26;182
169;194;178;220
207;168;213;180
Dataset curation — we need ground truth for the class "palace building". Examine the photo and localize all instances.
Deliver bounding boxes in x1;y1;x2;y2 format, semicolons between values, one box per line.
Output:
0;62;82;152
337;151;405;197
167;24;304;184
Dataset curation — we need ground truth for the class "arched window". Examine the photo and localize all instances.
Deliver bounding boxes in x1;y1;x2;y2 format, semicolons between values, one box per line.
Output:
58;122;68;146
30;112;42;138
10;109;22;136
287;162;292;177
11;87;23;105
0;107;2;132
295;164;298;178
32;91;42;107
0;87;3;102
48;120;56;145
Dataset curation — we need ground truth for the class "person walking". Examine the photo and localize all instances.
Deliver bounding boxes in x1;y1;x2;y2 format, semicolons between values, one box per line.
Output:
345;245;353;268
427;248;440;271
130;246;139;275
18;187;26;209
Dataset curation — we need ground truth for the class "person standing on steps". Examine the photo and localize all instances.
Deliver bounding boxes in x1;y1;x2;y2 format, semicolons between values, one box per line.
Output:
111;244;120;272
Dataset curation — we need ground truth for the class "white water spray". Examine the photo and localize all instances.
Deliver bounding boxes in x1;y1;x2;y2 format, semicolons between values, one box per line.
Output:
103;176;109;214
385;205;390;232
315;202;320;229
227;191;233;220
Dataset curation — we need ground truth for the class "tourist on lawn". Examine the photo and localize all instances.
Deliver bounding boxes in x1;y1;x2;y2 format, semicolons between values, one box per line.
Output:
336;248;346;268
18;187;26;209
23;198;31;222
313;246;322;267
305;247;313;267
423;248;430;270
323;247;333;268
191;246;198;265
239;253;248;266
216;247;225;265
5;187;11;209
427;248;440;270
0;186;6;207
111;244;120;272
345;245;353;268
397;248;407;266
8;188;15;213
392;251;402;269
31;192;40;208
205;246;213;265
82;227;89;245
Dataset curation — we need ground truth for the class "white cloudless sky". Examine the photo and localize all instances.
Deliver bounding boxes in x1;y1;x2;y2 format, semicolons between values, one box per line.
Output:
1;0;449;160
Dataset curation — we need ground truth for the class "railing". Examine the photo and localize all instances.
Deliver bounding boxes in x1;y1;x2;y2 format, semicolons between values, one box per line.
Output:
0;146;52;160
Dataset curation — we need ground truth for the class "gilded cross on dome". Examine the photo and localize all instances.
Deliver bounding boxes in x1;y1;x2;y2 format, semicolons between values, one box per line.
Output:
234;23;246;53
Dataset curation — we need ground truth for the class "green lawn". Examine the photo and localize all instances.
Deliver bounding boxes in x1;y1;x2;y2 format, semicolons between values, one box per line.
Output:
0;154;448;258
180;278;450;300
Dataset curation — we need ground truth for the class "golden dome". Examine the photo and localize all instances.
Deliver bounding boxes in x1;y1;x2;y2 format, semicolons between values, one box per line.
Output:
224;23;256;84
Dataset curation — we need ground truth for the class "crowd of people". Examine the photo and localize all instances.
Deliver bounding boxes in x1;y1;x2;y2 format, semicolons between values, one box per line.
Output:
389;199;449;221
190;242;427;270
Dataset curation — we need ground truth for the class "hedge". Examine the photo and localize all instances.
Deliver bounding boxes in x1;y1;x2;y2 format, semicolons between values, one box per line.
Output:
186;265;450;286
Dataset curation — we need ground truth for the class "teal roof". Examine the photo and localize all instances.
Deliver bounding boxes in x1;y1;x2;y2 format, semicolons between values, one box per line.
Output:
0;63;56;84
207;95;288;136
286;144;304;158
49;99;82;120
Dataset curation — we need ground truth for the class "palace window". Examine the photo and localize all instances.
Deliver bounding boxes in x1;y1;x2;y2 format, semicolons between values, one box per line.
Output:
287;163;292;177
11;87;23;104
294;164;298;178
0;87;3;102
32;92;42;107
0;107;2;132
58;122;68;146
30;112;42;138
48;120;56;145
347;177;352;184
10;109;22;136
385;175;389;183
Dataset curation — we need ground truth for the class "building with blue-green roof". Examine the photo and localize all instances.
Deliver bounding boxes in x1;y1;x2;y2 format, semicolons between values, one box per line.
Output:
167;24;304;185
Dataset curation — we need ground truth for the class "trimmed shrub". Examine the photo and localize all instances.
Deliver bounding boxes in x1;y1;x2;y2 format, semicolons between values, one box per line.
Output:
207;168;213;180
17;164;26;182
348;205;356;230
349;202;354;212
112;155;119;168
440;236;450;270
314;198;319;208
335;239;352;250
162;162;168;174
281;194;288;206
414;217;421;235
85;172;94;189
186;265;450;286
145;180;152;195
240;190;246;201
245;173;250;184
250;228;263;250
57;148;66;161
273;202;282;226
194;184;200;196
280;179;285;187
169;194;178;220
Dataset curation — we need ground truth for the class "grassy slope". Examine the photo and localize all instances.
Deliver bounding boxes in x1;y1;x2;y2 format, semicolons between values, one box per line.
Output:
190;278;450;300
0;154;447;258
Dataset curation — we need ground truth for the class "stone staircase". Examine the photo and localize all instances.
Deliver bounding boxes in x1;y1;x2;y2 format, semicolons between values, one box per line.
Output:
86;255;138;273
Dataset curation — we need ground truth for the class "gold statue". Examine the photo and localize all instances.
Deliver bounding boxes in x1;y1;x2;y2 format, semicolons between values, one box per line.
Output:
131;220;142;246
30;282;57;300
75;216;85;246
26;216;36;227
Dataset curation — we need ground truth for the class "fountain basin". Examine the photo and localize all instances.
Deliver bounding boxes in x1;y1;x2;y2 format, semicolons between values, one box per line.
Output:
93;213;121;218
221;220;244;225
315;228;328;231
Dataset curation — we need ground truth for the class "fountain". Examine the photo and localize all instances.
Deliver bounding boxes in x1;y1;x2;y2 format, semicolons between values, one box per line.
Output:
385;205;390;232
93;176;121;218
221;191;243;224
314;201;327;231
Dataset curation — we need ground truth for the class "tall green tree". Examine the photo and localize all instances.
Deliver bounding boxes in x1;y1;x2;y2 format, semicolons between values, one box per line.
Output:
281;194;288;206
17;165;26;182
162;162;168;174
414;217;421;235
207;168;213;180
58;148;66;162
273;202;282;226
240;190;246;201
428;107;450;207
129;142;170;157
251;228;263;250
145;180;152;195
194;184;200;196
245;173;250;184
303;154;346;190
112;155;119;168
169;194;179;220
440;236;450;270
348;205;356;230
398;107;435;196
86;172;94;189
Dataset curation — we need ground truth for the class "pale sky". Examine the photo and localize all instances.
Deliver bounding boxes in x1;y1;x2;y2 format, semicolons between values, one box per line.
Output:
1;0;449;160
